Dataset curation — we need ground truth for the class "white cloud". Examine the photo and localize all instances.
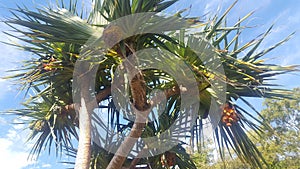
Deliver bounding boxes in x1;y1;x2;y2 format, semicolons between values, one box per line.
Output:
0;79;12;99
281;42;300;66
0;24;25;69
41;164;52;168
0;129;36;169
0;116;8;125
235;0;271;13
0;22;26;99
199;0;271;19
266;9;300;67
203;0;223;15
12;117;30;130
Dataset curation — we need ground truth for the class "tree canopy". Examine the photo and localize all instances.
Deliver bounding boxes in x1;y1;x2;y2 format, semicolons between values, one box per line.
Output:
2;0;298;168
192;87;300;168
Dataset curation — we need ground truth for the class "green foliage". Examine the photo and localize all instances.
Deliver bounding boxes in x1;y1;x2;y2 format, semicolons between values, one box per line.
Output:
2;0;299;168
257;87;300;168
192;88;300;168
191;145;213;168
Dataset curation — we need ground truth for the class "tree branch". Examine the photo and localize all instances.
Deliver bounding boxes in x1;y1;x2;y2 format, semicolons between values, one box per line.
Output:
107;52;150;168
63;87;111;113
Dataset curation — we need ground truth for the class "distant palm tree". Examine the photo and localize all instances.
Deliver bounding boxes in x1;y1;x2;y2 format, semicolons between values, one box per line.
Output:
3;0;297;169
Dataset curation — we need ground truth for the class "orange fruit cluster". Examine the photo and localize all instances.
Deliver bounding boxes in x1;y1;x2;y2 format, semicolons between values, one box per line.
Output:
161;151;176;167
43;57;56;71
221;103;239;127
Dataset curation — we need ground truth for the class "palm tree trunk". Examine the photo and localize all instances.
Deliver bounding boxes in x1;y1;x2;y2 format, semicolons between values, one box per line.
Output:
74;65;93;169
74;96;92;169
107;69;149;169
106;119;147;169
74;85;111;169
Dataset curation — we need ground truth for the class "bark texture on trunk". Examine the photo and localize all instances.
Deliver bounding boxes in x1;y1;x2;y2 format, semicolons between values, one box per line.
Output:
107;68;150;169
74;86;112;169
74;67;93;169
74;97;92;169
106;119;147;169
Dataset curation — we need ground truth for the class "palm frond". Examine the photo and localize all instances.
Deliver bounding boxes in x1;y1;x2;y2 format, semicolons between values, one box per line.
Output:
2;0;298;168
6;87;78;159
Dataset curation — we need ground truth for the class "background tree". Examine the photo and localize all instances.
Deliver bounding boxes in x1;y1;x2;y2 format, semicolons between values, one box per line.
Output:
191;88;300;169
2;0;298;169
256;87;300;168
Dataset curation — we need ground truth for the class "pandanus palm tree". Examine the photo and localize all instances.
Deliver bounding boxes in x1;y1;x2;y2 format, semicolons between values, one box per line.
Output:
3;0;298;168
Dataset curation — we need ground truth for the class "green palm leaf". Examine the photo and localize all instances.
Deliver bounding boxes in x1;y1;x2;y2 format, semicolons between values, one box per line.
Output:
2;0;298;168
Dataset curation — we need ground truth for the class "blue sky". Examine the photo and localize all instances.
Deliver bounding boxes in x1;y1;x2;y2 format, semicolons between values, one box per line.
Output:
0;0;299;169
